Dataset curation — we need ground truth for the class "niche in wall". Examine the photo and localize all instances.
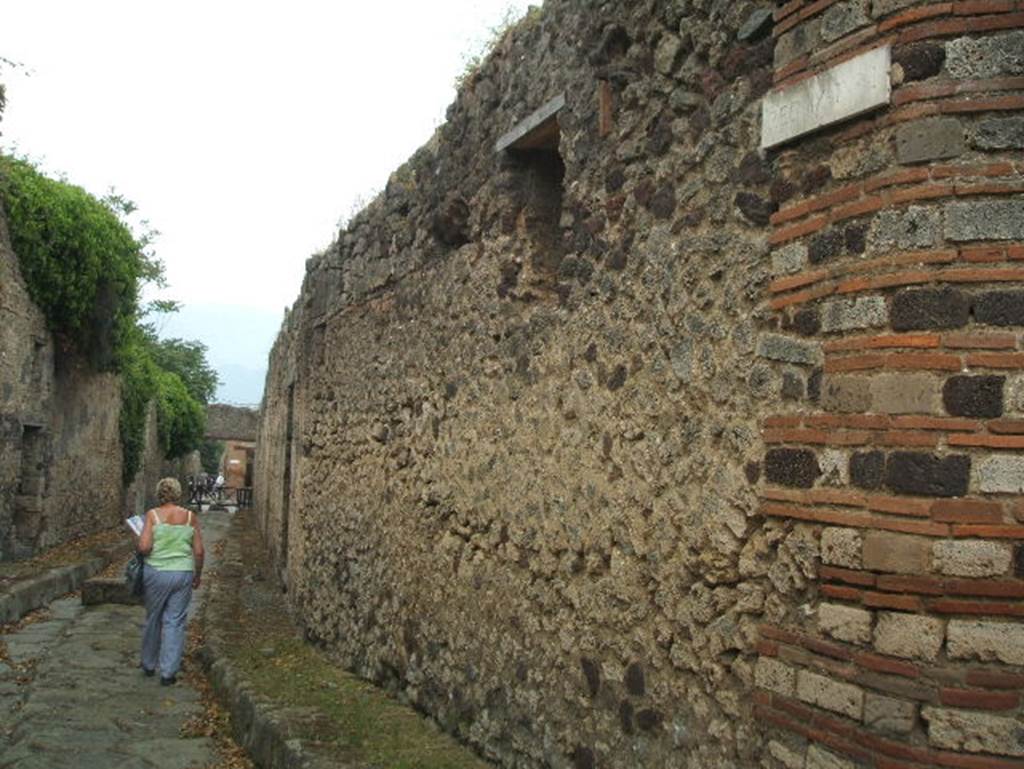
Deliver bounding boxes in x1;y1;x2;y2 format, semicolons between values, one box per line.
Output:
496;94;567;285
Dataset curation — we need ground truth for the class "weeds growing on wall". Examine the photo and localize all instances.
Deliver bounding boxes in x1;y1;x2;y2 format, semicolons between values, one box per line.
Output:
455;4;543;90
0;155;210;482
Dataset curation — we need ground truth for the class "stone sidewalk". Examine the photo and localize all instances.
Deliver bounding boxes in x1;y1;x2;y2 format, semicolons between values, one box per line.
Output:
0;510;233;769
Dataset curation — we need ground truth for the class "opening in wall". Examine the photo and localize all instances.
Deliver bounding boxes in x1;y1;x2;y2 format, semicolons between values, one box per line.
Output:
14;424;46;556
17;424;45;497
496;94;567;285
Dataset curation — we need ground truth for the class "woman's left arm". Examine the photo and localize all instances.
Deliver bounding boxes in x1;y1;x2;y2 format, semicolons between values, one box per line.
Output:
191;514;205;589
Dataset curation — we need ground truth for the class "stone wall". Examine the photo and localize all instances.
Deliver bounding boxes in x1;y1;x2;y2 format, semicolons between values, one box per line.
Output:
206;403;259;442
254;1;1024;767
0;211;125;559
753;3;1024;768
0;207;187;556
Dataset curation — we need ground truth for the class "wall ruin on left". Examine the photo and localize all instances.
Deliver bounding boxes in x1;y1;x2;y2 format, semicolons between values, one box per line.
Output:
0;209;149;560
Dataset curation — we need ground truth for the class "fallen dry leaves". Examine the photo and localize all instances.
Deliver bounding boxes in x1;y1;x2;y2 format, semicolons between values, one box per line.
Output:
180;600;254;768
0;526;126;589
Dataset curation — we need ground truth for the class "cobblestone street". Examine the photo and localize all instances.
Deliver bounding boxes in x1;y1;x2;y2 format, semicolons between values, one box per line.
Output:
0;511;232;769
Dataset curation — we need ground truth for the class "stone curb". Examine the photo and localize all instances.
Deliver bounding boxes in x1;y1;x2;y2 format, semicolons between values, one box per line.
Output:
196;516;339;769
0;541;132;624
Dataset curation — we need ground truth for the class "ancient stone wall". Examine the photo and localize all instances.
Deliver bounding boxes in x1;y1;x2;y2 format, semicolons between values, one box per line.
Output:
0;207;186;556
0;211;125;559
254;1;1024;767
206;403;259;442
752;3;1024;767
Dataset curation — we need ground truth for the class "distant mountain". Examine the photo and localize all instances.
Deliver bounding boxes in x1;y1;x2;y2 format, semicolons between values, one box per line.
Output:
153;302;285;408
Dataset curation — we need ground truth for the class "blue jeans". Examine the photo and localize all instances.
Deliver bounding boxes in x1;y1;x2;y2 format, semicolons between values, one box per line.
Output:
141;566;193;677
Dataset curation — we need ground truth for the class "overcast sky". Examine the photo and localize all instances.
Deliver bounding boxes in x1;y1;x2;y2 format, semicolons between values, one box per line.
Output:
2;1;531;401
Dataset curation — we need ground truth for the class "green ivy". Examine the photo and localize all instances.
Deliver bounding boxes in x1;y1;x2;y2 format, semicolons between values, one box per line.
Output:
117;330;209;482
0;156;208;482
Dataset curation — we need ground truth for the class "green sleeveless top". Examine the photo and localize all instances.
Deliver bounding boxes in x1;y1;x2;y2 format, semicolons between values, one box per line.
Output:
146;508;195;572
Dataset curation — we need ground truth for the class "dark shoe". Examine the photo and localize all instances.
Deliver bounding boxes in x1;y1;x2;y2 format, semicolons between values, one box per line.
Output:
159;675;177;686
142;667;155;677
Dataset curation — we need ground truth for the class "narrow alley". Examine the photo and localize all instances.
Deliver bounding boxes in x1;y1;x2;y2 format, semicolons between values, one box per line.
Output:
0;511;232;769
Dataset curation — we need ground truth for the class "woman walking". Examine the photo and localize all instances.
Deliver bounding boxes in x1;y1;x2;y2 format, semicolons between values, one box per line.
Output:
137;477;205;685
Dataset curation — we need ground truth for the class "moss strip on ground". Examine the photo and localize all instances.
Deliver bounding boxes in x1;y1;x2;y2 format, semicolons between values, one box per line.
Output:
211;508;492;769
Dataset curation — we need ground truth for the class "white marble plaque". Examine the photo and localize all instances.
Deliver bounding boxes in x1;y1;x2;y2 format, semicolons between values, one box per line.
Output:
761;46;891;149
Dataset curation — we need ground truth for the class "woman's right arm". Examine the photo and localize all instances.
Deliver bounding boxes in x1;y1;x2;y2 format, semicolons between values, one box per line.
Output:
138;510;154;555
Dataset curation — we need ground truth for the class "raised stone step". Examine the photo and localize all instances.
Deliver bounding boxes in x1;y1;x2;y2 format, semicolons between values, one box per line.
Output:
80;577;142;606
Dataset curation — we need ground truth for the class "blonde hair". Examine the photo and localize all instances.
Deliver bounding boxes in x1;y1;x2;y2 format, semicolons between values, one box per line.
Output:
156;477;182;505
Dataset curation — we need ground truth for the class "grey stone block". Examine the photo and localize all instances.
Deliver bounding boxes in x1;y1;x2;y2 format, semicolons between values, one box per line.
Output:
871;373;941;414
821;527;863;568
972;117;1024;150
895;118;966;164
738;7;774;42
947;619;1024;666
823;375;873;413
870;206;942;251
945;30;1024;79
755;657;797;696
818;602;872;644
933;540;1012;578
872;0;915;15
822;0;872;44
945;200;1024;242
757;334;821;366
820;296;888;332
863;530;932;574
796;669;865;720
874;611;945;661
974;455;1024;493
775;17;823;70
922;706;1024;757
865;692;916;734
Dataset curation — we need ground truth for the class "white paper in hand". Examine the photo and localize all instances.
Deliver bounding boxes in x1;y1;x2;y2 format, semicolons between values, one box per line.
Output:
126;515;144;536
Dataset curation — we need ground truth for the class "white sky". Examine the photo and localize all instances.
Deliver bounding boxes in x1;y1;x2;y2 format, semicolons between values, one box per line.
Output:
2;0;532;314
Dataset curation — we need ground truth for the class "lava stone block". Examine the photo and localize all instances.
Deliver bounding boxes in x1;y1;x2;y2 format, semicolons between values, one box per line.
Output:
973;291;1024;327
894;42;946;82
943;375;1004;418
580;658;600;697
885;451;970;497
788;306;821;337
890;287;969;331
636;709;662;732
850;450;886;489
572;747;595;769
808;229;844;265
625;662;645;696
765;448;821;488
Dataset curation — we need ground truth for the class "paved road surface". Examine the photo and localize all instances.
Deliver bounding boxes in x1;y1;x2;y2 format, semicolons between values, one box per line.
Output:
0;509;233;769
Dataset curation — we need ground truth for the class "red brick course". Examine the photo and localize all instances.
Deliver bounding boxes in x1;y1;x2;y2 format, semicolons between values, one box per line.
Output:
768;242;1024;309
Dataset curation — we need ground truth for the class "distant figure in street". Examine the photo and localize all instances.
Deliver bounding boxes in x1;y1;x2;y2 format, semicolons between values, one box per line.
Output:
214;473;224;498
136;477;204;685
